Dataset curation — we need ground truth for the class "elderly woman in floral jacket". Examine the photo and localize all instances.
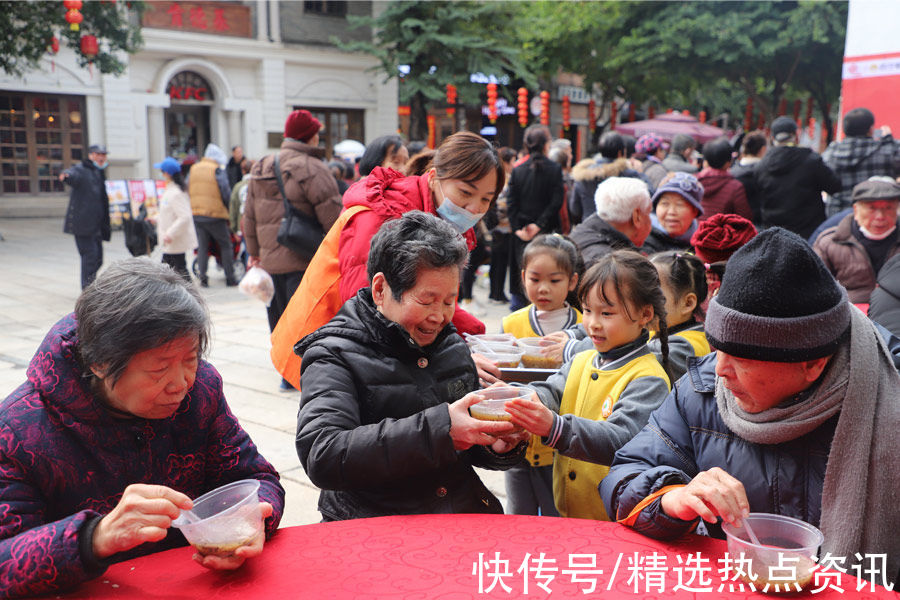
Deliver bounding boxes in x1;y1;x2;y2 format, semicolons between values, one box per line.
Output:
0;259;285;597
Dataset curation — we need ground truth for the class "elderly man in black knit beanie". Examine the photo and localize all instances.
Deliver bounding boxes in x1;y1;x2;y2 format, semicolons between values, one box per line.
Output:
601;227;900;588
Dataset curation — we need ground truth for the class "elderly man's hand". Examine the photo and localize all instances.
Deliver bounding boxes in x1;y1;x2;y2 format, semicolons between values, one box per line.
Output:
660;467;749;526
192;502;273;570
92;484;193;559
448;392;516;450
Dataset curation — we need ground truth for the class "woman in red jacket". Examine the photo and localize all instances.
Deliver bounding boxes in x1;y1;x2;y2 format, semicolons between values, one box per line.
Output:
271;131;507;386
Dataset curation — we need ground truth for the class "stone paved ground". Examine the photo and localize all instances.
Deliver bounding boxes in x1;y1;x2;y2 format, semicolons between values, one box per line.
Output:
0;217;513;527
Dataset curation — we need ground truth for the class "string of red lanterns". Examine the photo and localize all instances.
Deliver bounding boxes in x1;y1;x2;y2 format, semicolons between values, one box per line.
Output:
517;88;529;128
445;84;456;118
64;0;83;31
539;91;550;126
588;99;596;134
561;95;570;131
486;83;498;124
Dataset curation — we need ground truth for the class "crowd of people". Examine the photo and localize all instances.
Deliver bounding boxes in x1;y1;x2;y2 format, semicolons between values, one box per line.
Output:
7;105;899;595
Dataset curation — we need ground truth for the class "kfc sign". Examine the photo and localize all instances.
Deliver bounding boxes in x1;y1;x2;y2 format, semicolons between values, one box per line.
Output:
166;71;214;103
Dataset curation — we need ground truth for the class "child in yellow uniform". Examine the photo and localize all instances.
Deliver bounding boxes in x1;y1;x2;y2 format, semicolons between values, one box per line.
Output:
505;250;671;520
648;251;710;381
501;234;582;516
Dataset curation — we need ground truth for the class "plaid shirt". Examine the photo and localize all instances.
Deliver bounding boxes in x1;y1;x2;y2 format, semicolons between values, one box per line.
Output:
822;135;900;214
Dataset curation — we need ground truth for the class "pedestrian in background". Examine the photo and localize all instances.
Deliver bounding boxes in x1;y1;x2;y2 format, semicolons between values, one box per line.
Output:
60;143;110;289
189;143;237;287
226;145;245;188
730;130;767;225
244;109;342;392
229;158;254;233
697;136;752;221
662;134;699;174
358;134;409;176
483;146;516;304
154;156;197;281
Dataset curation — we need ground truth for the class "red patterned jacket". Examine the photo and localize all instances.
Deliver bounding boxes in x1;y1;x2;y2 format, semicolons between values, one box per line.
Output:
0;314;285;597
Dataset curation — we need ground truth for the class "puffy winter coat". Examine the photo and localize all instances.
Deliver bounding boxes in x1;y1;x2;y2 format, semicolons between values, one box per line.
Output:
754;145;841;239
295;289;524;521
600;353;836;541
62;159;110;240
569;158;642;224
569;213;639;268
156;181;198;254
697;167;752;221
188;157;230;220
812;214;900;303
869;253;900;337
0;315;285;598
243;139;342;274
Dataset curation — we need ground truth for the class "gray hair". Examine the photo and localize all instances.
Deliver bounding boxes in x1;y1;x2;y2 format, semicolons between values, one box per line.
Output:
547;146;569;168
595;177;651;223
367;211;469;301
75;258;209;385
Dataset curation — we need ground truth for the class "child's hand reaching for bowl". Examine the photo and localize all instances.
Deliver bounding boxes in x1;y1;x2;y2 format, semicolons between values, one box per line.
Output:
505;395;554;438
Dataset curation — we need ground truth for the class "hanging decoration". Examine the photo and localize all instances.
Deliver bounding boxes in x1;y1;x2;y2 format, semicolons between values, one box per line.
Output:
628;103;635;122
648;105;655;120
610;101;617;130
64;0;84;31
445;84;457;118
757;111;766;131
793;99;802;128
699;111;707;124
744;97;754;131
808;117;817;141
48;35;60;72
539;91;550;126
777;98;787;116
561;95;570;131
517;88;529;128
427;115;436;149
486;83;498;124
80;34;99;58
587;99;596;133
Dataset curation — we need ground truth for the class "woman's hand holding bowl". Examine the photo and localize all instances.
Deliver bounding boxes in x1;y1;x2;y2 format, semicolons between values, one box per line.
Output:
191;502;274;571
448;392;516;450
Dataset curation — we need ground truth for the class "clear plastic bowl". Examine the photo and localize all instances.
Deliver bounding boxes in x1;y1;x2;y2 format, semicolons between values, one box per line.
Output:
517;337;562;369
471;344;525;368
721;513;824;593
467;333;518;345
466;386;533;421
172;479;263;557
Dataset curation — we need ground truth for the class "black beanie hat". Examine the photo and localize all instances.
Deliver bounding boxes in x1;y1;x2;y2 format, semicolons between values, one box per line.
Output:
705;227;851;362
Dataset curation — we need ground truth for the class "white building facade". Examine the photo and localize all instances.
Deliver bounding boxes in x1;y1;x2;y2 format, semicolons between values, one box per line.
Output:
0;0;397;216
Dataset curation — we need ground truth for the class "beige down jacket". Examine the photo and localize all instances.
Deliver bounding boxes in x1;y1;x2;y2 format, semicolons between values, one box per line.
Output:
243;140;342;275
156;182;198;254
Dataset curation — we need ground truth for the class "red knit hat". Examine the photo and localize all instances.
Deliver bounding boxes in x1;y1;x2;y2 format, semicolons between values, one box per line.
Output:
284;110;322;143
691;213;758;264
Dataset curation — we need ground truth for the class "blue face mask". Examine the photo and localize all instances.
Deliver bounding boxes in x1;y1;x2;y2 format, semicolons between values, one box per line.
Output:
92;160;107;170
435;180;482;233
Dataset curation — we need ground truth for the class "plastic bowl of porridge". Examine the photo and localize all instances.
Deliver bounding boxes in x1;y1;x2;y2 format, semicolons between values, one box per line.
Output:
472;344;525;368
467;386;533;421
721;513;823;593
172;479;264;557
517;337;562;369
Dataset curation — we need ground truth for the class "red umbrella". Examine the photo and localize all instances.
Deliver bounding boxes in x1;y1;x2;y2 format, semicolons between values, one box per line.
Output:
615;112;726;143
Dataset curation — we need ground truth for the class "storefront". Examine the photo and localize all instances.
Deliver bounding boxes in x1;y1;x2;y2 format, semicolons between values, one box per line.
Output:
0;0;397;216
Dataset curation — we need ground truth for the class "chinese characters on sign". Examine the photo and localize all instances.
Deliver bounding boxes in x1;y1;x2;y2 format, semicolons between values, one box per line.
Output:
471;552;895;595
141;1;251;38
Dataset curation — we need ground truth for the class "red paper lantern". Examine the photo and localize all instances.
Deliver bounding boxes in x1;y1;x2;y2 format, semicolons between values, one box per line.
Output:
49;36;60;54
561;95;570;131
445;84;457;117
427;115;436;149
517;87;529;128
539;91;550;126
63;0;83;8
65;8;83;31
588;99;596;133
610;102;617;130
80;34;99;58
486;83;498;124
699;110;707;124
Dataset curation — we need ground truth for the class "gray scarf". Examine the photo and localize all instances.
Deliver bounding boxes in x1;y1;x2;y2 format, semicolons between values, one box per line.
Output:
716;308;900;584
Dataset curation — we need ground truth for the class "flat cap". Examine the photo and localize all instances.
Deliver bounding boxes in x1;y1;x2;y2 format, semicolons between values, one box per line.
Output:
851;176;900;203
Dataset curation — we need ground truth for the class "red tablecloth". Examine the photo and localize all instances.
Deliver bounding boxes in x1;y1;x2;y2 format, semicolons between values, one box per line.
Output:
60;514;897;599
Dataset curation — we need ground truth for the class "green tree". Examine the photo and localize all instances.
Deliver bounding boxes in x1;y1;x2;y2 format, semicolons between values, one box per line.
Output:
517;1;847;141
338;1;536;141
0;0;144;77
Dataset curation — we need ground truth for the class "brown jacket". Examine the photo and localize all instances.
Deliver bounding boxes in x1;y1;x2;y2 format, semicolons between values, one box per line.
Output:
243;140;342;274
813;214;900;303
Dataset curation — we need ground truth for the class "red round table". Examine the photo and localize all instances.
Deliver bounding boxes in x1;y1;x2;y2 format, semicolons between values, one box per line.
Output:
58;514;896;599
